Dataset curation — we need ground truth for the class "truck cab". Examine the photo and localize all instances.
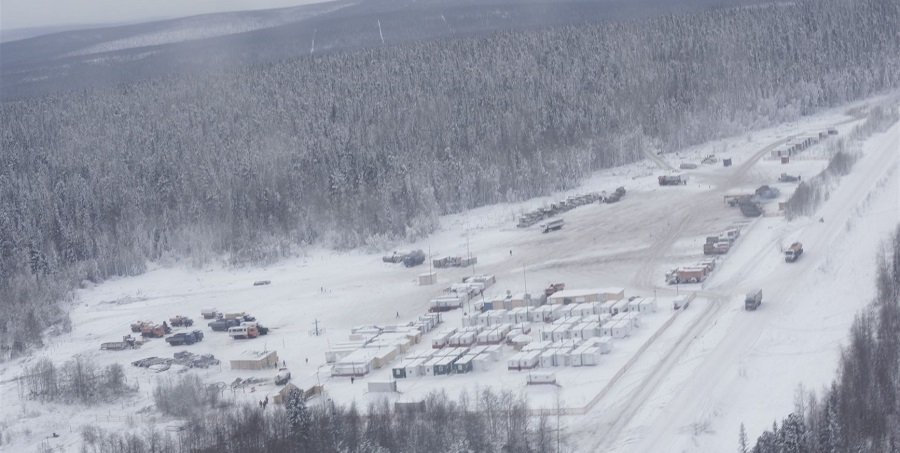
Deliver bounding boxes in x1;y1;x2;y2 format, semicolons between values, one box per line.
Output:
785;242;803;262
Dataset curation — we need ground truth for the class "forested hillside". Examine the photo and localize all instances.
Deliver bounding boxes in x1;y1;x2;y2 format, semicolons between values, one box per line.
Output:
2;0;899;355
748;226;900;453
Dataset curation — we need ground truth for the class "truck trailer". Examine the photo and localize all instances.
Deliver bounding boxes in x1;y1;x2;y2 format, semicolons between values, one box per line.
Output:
745;289;763;311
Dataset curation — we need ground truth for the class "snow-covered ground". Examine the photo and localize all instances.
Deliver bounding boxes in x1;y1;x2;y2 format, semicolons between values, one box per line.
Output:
1;98;896;452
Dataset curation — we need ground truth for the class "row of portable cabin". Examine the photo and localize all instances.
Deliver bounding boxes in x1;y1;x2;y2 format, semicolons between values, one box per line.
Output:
770;129;836;159
469;297;656;326
391;344;505;378
430;275;497;311
509;337;613;370
329;314;444;377
431;323;532;348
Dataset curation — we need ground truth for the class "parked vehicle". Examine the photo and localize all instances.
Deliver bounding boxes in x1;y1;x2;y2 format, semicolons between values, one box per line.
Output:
141;323;171;338
169;316;194;327
166;330;204;346
200;308;218;319
382;250;410;263
739;200;763;217
658;175;688;186
241;321;269;335
101;335;141;350
541;219;564;233
779;173;801;183
666;267;708;284
130;321;151;333
228;325;260;339
275;368;292;385
785;242;804;262
221;312;254;321
209;318;241;331
402;249;426;267
544;283;566;297
745;289;763;311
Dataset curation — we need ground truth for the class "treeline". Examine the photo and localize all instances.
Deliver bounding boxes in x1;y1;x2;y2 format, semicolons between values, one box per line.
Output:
2;0;900;356
785;105;899;220
747;226;900;453
21;357;134;405
78;387;565;453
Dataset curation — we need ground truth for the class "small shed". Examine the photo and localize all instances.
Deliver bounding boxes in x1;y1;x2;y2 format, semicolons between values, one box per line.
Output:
272;382;324;405
230;350;279;370
272;383;300;405
418;272;437;286
600;287;626;301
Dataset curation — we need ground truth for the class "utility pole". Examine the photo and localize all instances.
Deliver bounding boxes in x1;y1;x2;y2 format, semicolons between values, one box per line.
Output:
523;263;529;321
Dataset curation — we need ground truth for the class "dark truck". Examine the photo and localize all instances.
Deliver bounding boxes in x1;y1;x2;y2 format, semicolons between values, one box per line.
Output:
166;330;204;346
208;318;241;331
402;250;426;267
745;289;763;311
658;175;688;186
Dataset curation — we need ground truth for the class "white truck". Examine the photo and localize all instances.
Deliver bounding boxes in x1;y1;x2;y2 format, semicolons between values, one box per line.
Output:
785;242;803;263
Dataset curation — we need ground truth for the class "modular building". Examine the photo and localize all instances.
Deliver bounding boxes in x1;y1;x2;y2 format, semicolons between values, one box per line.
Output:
610;299;631;315
547;289;605;305
454;354;477;374
598;300;617;314
600;287;626;301
432;329;456;348
581;347;601;366
526;372;557;385
472;354;492;371
230;350;279;371
572;303;594;318
418;272;438;286
608;320;631;339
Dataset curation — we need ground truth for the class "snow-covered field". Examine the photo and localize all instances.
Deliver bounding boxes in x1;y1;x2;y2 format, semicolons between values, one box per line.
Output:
1;98;897;452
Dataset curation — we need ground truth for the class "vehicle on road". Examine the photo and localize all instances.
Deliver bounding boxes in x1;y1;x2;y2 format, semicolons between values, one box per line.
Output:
745;289;763;311
785;242;804;262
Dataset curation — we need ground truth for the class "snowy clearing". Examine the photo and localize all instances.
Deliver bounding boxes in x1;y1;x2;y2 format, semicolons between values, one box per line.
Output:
1;98;897;452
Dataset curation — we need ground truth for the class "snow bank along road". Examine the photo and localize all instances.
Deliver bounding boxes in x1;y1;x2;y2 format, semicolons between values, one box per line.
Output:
576;119;900;452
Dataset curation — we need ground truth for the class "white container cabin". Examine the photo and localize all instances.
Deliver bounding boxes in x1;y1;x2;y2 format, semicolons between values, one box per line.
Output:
581;347;601;366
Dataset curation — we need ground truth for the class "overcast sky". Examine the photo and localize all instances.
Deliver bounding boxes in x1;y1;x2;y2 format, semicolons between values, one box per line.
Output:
1;0;328;31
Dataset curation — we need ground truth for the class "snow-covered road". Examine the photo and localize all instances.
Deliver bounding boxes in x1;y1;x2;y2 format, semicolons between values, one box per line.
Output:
581;119;900;452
